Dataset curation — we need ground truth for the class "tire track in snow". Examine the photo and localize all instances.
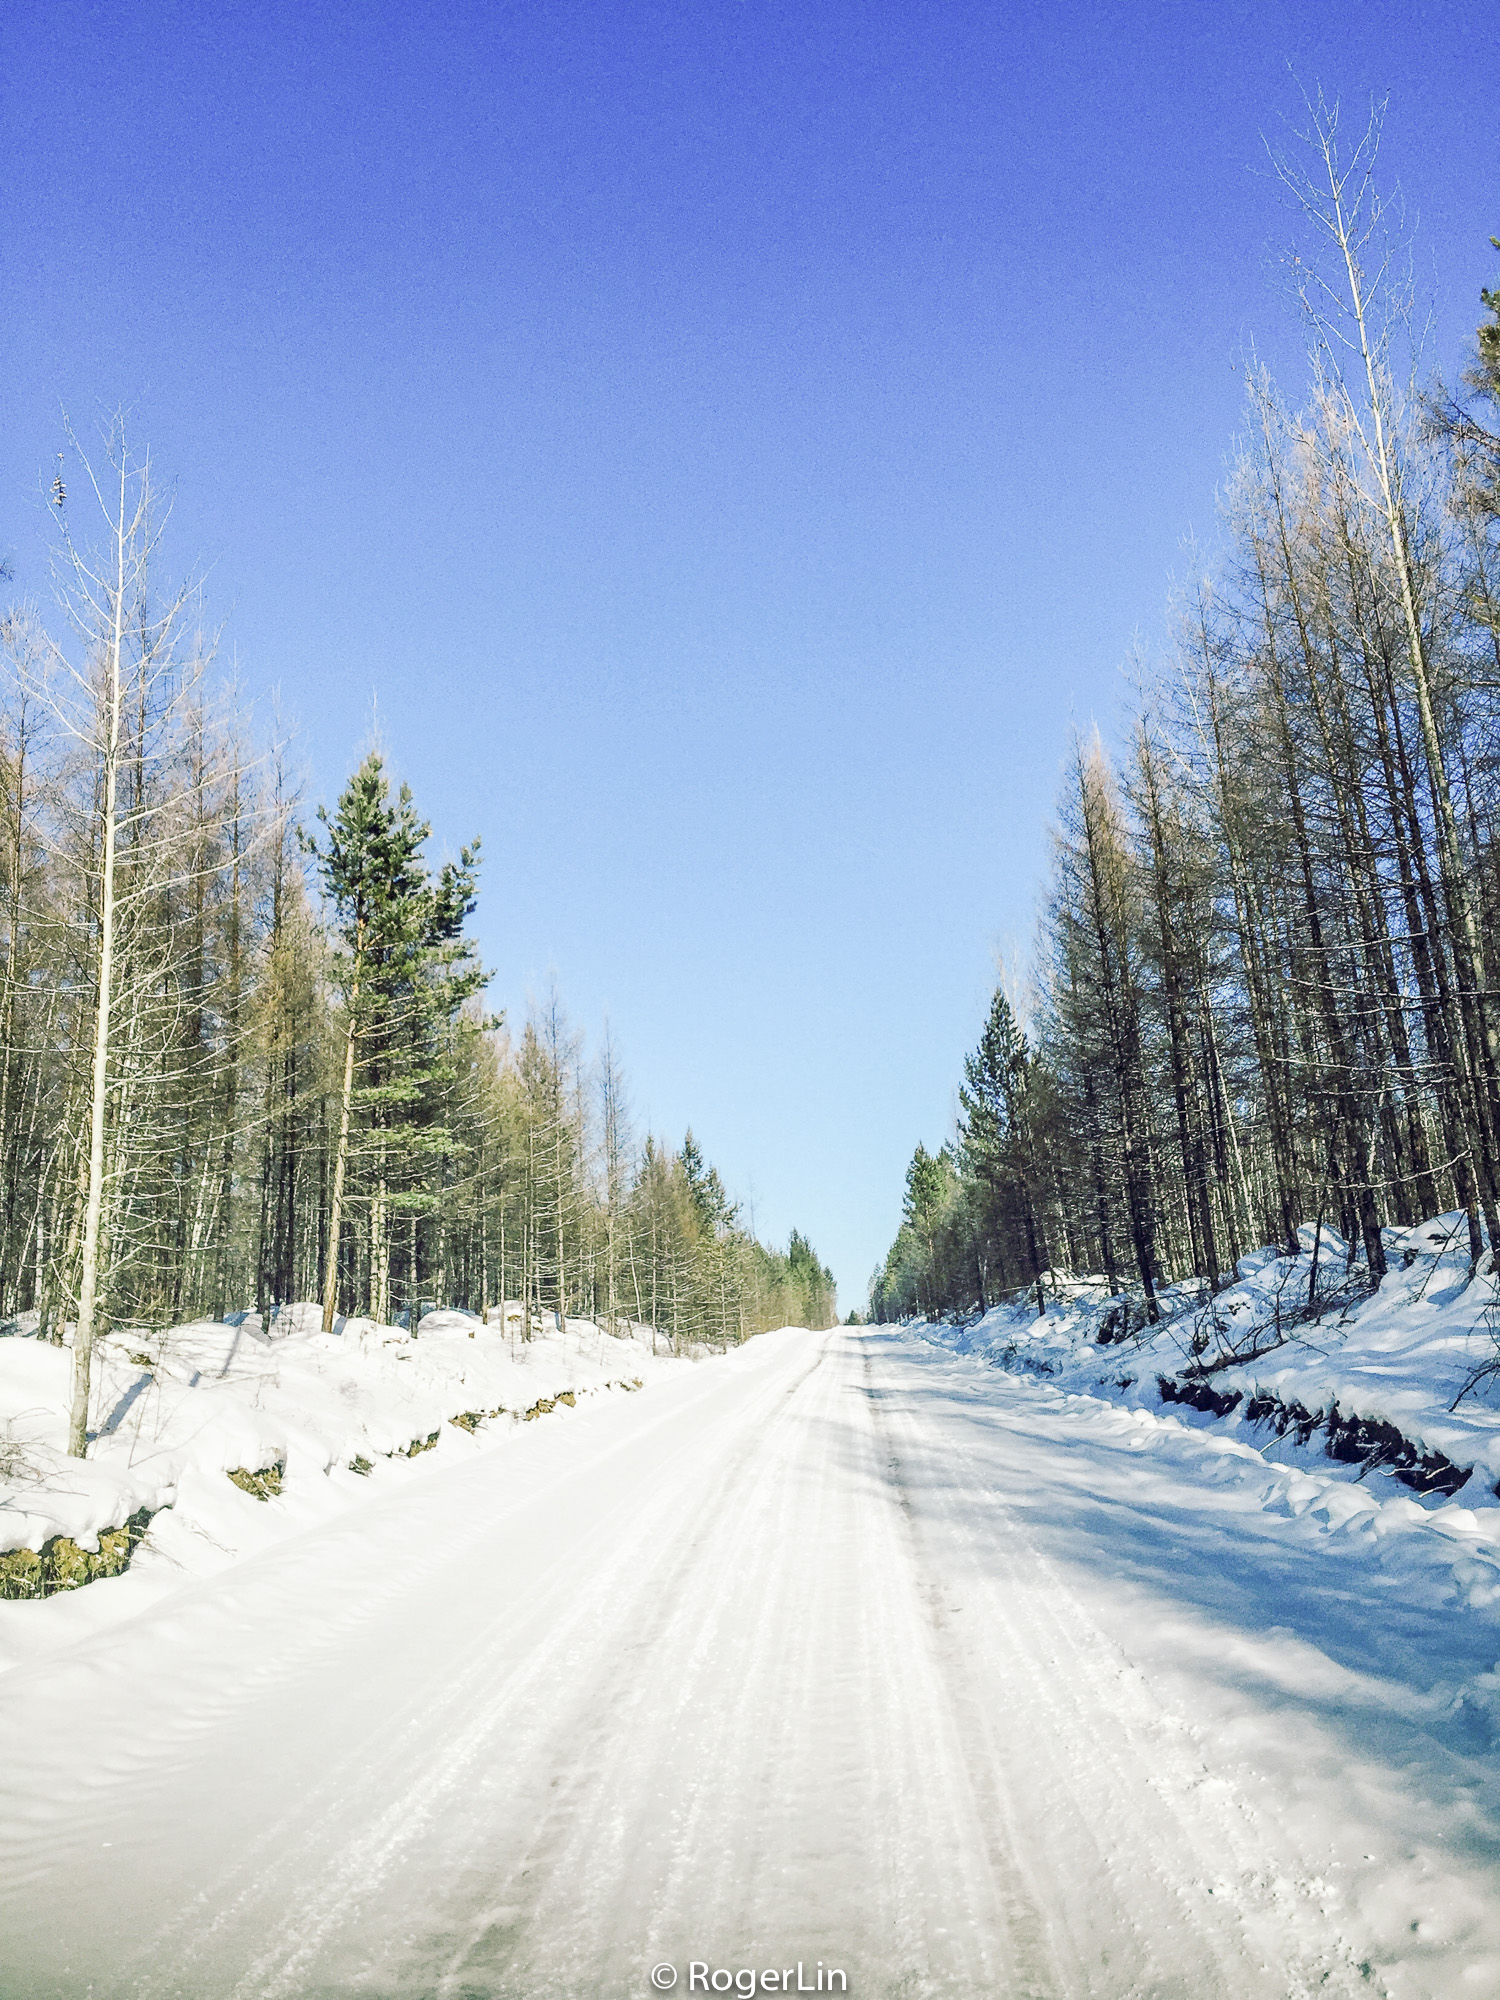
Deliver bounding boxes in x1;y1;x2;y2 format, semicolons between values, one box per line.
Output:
158;1338;843;1999
859;1326;1370;1998
366;1324;1057;1997
0;1325;1388;1998
0;1341;821;1996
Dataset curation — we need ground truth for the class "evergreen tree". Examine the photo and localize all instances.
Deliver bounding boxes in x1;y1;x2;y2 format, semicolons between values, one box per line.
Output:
959;987;1051;1314
900;1143;953;1319
682;1128;736;1230
308;754;485;1328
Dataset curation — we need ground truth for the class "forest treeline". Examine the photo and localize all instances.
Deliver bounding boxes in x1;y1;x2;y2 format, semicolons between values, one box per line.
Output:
0;447;835;1457
875;108;1500;1325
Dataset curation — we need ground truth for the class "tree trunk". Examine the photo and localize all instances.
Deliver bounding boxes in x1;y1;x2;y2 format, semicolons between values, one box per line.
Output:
68;465;128;1457
321;946;361;1335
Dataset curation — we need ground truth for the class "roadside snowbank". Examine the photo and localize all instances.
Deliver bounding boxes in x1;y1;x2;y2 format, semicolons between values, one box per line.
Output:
906;1216;1500;1636
927;1214;1500;1495
0;1305;682;1669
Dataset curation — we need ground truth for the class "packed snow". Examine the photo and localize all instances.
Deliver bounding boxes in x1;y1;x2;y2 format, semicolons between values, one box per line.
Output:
2;1249;1499;1996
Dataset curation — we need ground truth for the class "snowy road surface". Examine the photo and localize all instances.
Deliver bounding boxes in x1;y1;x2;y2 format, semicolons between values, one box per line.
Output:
3;1325;1499;1998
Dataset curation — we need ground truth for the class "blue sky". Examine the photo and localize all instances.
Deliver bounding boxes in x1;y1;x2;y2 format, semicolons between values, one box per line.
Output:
2;1;1496;1305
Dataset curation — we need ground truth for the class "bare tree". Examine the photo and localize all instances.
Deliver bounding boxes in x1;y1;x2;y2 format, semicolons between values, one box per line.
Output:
15;422;232;1452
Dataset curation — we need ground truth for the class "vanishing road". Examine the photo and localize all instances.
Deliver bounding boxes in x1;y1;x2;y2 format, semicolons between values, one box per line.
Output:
2;1326;1498;1998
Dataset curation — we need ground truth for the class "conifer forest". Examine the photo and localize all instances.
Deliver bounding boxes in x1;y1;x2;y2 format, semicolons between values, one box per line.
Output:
9;31;1500;1993
875;114;1500;1326
0;444;836;1454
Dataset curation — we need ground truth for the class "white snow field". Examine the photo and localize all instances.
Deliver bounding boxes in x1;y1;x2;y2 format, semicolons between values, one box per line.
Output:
3;1321;1500;1998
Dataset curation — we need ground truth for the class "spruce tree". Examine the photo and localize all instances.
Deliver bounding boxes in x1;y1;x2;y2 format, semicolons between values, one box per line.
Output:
309;754;484;1329
960;987;1051;1314
901;1143;953;1318
682;1128;736;1230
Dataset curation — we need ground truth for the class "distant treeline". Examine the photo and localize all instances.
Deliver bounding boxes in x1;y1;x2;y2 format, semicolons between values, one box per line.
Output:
875;108;1500;1324
0;446;835;1455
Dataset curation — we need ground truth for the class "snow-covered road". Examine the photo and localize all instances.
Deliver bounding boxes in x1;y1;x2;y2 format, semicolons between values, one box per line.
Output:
2;1326;1498;1998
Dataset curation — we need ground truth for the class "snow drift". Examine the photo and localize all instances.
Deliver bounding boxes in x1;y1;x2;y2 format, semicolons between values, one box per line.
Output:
0;1305;682;1670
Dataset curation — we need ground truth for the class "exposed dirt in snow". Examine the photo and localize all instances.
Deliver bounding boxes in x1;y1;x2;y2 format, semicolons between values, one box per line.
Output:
1;1326;1496;1997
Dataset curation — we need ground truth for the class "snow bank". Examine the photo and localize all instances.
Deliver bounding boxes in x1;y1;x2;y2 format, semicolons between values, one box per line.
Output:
923;1214;1500;1497
899;1232;1500;1673
0;1305;683;1669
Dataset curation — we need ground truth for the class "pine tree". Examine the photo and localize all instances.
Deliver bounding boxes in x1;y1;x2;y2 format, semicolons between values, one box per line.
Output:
959;986;1051;1313
901;1143;953;1318
682;1128;736;1231
309;754;484;1330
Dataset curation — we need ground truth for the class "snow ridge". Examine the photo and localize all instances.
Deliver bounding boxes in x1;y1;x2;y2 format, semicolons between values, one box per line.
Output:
0;1306;682;1666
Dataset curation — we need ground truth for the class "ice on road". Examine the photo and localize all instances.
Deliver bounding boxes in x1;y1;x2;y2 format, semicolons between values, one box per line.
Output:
2;1326;1498;1998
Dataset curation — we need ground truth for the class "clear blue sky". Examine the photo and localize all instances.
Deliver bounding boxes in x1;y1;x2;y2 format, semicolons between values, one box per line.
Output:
2;1;1495;1307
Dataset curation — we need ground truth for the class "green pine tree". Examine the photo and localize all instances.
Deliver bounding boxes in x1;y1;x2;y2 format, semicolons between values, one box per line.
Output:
959;986;1051;1314
901;1142;954;1319
681;1128;736;1231
308;754;485;1328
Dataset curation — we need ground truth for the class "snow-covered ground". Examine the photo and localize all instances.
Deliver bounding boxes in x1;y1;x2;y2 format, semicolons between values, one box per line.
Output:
0;1305;678;1670
2;1304;1499;1996
937;1212;1500;1506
